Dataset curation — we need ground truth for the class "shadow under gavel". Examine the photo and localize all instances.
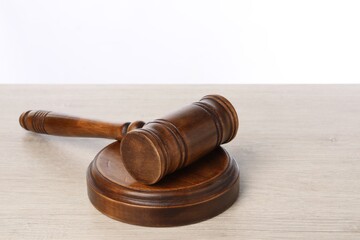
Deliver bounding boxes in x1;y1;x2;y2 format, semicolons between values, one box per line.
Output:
19;95;238;184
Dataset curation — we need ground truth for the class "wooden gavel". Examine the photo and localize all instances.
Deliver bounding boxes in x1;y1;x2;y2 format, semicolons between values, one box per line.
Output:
19;95;238;184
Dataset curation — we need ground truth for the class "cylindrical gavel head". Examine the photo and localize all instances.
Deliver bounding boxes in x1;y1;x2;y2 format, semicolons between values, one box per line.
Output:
120;95;238;184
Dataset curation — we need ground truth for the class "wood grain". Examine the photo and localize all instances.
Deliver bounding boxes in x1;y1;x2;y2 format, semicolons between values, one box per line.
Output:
88;141;239;227
121;94;238;184
1;85;360;239
19;110;145;140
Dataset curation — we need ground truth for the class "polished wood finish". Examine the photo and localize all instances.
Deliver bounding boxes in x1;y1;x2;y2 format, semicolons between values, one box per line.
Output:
3;85;360;239
19;95;239;185
19;110;145;140
87;141;240;227
18;94;240;226
121;94;239;184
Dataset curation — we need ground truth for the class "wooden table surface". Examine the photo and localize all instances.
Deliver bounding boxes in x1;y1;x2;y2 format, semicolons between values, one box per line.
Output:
1;85;359;239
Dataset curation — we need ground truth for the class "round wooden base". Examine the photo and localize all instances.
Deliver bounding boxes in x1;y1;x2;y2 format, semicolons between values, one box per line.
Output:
87;141;239;227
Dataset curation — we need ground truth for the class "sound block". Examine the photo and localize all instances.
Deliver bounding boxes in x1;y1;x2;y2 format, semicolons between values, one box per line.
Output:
87;141;239;227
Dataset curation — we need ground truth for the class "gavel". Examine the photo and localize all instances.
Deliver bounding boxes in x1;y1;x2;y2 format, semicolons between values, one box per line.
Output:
19;95;238;184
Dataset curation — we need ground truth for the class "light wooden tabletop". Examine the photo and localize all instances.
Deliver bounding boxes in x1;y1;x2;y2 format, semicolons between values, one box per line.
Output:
1;85;359;239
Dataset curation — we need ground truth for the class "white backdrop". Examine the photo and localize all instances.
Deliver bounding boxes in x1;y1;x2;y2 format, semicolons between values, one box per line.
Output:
1;0;359;84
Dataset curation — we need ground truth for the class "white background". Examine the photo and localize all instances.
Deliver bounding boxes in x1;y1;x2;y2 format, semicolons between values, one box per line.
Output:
1;0;359;84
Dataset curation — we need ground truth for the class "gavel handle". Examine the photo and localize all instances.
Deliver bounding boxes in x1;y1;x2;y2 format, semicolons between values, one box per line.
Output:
19;110;145;140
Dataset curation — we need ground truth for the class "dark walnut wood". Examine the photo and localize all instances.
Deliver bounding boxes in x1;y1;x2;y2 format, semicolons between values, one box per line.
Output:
121;94;239;184
19;94;239;185
87;141;240;227
18;94;240;226
19;110;145;140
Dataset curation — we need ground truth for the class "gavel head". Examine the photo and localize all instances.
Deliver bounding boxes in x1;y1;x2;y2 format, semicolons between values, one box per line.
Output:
120;95;238;184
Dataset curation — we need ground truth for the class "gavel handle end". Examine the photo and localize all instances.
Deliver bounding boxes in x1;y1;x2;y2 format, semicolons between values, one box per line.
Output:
19;110;31;130
19;110;144;140
19;110;50;133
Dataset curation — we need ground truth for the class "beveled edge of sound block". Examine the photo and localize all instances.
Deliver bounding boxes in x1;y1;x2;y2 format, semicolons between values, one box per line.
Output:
87;141;240;227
